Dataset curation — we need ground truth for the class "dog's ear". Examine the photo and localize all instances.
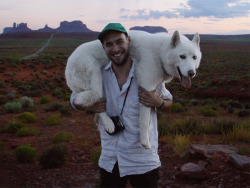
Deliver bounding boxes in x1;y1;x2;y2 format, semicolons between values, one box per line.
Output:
171;31;180;48
192;33;200;48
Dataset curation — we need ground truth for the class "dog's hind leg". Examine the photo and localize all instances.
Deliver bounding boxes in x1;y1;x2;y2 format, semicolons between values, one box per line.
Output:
90;67;115;134
139;104;151;149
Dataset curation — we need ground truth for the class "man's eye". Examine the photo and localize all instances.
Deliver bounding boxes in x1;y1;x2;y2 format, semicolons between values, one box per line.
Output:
180;55;186;59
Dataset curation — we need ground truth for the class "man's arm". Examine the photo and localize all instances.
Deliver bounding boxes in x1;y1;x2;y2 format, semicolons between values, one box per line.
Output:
139;87;173;110
70;93;106;113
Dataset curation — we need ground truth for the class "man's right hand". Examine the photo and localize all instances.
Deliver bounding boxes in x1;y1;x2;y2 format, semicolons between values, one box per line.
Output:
73;98;106;113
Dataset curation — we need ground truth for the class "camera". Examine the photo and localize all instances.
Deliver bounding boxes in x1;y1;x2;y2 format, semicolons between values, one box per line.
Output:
107;116;125;135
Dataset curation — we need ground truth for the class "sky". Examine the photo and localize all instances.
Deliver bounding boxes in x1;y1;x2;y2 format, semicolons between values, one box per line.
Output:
0;0;250;34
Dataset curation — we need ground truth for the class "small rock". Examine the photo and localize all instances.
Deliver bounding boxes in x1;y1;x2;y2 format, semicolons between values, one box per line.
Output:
190;144;238;158
198;160;207;167
176;163;207;180
229;153;250;169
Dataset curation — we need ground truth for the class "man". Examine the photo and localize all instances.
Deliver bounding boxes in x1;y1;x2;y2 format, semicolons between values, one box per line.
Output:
71;23;173;188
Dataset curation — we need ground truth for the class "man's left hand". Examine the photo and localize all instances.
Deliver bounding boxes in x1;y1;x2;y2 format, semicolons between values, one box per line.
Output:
139;87;163;108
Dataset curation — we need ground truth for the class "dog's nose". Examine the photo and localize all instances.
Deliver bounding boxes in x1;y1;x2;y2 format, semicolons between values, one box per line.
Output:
188;70;195;77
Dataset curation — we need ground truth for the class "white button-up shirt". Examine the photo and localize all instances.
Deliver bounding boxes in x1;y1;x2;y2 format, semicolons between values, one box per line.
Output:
71;61;172;177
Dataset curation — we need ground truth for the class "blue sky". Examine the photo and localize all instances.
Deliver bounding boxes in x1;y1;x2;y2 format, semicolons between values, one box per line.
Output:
0;0;250;34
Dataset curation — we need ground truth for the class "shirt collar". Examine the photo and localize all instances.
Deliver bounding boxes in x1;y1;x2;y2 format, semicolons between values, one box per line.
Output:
104;61;135;78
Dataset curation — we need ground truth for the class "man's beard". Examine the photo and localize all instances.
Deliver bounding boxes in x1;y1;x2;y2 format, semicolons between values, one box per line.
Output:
109;49;130;67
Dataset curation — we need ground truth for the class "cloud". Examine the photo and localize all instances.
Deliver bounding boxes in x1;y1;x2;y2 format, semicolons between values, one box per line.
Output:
121;9;178;20
177;0;250;18
121;0;250;20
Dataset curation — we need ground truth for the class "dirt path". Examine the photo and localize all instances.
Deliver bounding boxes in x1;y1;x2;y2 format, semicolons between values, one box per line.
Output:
21;33;54;59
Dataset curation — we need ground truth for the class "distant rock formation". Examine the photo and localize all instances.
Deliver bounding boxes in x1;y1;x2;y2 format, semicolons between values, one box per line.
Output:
130;26;168;33
3;22;32;33
37;24;55;32
3;20;93;33
57;21;92;32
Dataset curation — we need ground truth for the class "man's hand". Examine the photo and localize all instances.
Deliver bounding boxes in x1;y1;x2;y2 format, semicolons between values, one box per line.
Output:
73;98;106;113
139;87;163;108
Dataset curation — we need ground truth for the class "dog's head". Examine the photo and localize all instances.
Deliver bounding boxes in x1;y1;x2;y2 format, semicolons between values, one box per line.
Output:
162;31;202;89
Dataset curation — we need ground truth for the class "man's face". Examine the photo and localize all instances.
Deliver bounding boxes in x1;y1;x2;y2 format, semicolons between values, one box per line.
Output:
102;31;131;67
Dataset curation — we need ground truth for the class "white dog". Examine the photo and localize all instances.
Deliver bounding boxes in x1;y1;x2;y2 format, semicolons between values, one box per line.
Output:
65;30;201;149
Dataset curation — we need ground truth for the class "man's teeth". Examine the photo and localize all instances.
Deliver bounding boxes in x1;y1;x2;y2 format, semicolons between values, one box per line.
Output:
114;54;121;57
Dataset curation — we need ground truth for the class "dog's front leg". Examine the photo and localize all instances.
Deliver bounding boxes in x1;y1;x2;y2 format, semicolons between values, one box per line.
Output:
139;104;151;149
98;112;115;133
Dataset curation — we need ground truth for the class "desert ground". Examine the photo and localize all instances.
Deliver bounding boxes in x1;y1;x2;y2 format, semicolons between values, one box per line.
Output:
0;32;249;187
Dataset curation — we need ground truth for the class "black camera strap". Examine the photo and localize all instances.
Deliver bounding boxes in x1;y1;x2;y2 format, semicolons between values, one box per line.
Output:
120;77;133;116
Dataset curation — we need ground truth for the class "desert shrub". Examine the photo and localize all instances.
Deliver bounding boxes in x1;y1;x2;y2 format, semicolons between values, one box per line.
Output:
90;147;102;166
0;80;6;89
201;98;216;106
201;107;218;117
53;131;73;143
17;126;40;137
0;141;8;150
15;144;37;163
238;144;250;155
52;88;63;98
169;103;186;113
237;109;249;118
39;145;67;169
2;101;22;113
229;100;243;109
20;96;35;111
0;94;6;104
45;114;62;126
245;103;250;109
18;112;37;123
207;118;236;134
173;134;190;157
63;93;71;101
40;96;51;104
158;116;168;137
60;106;72;116
224;126;250;143
5;92;16;100
44;102;64;112
189;99;199;106
4;121;27;133
167;118;205;135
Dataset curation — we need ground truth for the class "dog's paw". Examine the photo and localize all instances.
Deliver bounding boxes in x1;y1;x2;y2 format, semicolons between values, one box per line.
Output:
140;135;151;149
103;117;115;134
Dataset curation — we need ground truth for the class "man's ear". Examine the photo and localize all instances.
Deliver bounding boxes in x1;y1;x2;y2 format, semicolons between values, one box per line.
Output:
127;35;131;45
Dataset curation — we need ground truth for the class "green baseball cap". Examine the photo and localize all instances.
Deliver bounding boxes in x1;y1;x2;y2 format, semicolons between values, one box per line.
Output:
98;23;128;42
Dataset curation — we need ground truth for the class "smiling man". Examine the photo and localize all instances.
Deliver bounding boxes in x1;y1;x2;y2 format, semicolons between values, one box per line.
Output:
71;23;173;188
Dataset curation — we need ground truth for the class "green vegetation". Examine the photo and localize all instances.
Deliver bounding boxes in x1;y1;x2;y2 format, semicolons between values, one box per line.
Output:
39;145;67;169
45;114;62;126
2;101;22;113
4;121;27;133
18;112;37;123
53;131;73;143
90;147;102;166
173;134;190;157
20;96;35;111
15;144;37;163
17;126;40;137
40;96;51;104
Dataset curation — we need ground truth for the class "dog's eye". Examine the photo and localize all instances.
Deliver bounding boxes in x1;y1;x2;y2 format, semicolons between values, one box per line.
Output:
180;55;186;59
193;56;197;60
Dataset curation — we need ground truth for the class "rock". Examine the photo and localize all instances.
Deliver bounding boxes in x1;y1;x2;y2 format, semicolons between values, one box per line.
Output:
189;144;238;158
130;26;168;33
229;153;250;169
176;163;207;180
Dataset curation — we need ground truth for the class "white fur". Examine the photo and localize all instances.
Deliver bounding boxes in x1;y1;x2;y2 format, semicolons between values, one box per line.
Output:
65;30;202;148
